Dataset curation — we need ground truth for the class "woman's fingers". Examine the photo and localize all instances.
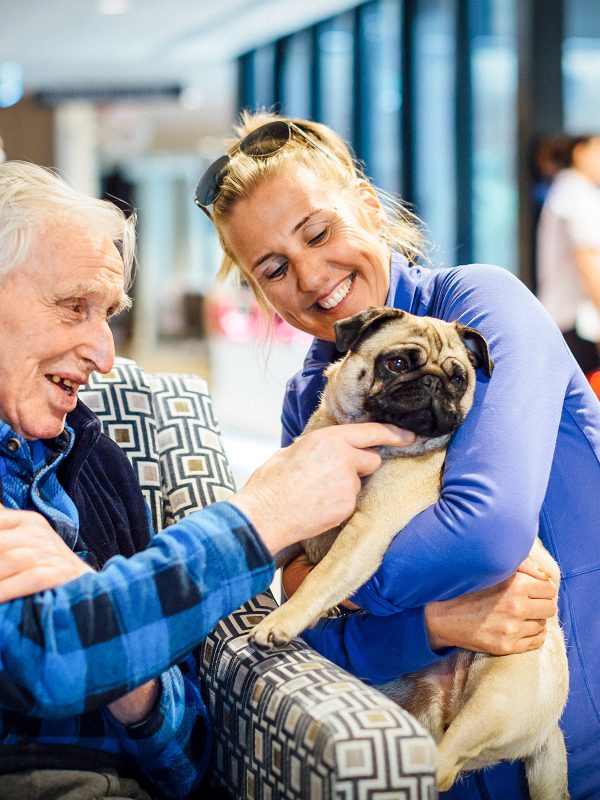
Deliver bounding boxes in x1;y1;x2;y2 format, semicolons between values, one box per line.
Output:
517;555;552;581
526;597;558;619
514;571;558;601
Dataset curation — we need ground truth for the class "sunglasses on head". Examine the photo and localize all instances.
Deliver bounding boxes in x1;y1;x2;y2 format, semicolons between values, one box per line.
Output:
193;120;334;219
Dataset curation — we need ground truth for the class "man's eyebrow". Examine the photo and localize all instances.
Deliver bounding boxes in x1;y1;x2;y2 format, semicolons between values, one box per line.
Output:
251;209;324;272
64;286;132;312
114;293;133;313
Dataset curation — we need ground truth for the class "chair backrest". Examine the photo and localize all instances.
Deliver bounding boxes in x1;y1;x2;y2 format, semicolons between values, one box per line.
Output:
79;357;235;534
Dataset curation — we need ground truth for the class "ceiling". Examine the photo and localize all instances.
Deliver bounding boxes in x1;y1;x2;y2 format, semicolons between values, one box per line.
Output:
0;0;362;93
0;0;365;164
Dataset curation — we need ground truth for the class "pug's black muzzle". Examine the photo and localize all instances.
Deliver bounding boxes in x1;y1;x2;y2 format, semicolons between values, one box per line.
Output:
364;374;466;437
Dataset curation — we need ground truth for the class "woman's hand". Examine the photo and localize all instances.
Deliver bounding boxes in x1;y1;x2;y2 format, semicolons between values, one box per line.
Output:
424;558;558;655
284;552;558;656
0;507;93;602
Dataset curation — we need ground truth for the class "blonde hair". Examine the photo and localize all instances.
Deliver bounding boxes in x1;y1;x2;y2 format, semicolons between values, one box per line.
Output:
0;160;136;289
211;111;424;311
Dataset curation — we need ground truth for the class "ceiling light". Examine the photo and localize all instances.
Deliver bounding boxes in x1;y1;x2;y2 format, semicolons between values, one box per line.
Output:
0;62;24;108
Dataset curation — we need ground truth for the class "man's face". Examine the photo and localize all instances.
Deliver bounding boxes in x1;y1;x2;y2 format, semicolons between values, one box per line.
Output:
0;217;128;440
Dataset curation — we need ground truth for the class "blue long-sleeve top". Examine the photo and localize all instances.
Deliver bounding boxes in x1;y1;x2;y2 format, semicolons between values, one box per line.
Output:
0;412;274;799
281;256;600;800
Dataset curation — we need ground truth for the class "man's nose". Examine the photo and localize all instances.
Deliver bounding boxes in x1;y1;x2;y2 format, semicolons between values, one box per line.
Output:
79;317;116;375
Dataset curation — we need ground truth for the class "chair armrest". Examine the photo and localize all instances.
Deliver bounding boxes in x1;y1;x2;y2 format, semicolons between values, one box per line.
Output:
198;592;437;799
82;359;436;797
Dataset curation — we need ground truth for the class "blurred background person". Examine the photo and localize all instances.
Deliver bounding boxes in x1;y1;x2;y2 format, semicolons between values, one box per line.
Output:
536;134;600;375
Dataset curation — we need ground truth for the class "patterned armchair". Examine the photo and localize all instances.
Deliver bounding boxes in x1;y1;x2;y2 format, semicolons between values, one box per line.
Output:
79;358;437;800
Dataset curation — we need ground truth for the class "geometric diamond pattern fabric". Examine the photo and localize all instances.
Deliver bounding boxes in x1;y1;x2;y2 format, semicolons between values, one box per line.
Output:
80;357;438;800
146;372;235;526
79;358;164;534
80;358;235;534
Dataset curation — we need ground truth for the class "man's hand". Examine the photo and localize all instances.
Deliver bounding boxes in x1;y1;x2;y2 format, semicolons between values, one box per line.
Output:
0;507;93;602
0;506;161;724
231;423;416;555
424;558;558;655
107;680;161;725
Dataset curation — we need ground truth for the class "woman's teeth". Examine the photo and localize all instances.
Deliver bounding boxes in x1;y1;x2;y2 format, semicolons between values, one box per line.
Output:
318;275;354;310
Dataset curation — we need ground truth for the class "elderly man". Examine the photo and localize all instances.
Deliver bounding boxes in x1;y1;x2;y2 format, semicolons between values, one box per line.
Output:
0;161;412;800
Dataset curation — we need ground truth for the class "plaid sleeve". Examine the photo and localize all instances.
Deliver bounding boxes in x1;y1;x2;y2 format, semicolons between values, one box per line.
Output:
103;655;210;800
0;502;273;718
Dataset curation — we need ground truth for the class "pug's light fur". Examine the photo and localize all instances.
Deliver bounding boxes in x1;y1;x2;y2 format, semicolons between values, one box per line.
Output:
250;308;569;799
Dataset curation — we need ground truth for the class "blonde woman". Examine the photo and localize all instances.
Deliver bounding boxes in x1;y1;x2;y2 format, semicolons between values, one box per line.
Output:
195;113;600;799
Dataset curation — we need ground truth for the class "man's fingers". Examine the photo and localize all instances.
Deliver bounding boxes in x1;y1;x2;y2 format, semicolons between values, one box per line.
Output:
0;571;56;603
0;510;26;530
337;422;416;450
0;508;46;530
354;447;383;477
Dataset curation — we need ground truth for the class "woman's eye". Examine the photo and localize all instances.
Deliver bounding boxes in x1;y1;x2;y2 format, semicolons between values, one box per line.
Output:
385;357;409;374
308;226;329;246
264;260;288;281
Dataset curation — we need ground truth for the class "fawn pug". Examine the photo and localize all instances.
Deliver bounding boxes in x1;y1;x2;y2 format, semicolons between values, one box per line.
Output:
250;307;569;798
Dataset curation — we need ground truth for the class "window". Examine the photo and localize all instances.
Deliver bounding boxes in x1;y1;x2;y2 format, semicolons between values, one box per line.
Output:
412;0;456;266
563;0;600;132
470;0;518;270
357;0;403;193
279;31;313;119
316;13;355;139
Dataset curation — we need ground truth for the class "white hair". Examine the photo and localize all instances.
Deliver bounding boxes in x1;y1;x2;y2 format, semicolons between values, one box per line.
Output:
0;160;136;288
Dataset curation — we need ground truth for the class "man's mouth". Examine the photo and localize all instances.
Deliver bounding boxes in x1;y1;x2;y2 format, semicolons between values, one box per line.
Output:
46;374;79;397
317;274;355;311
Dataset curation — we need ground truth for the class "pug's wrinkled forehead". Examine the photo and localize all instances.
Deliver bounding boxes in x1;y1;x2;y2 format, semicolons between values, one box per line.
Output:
334;307;494;377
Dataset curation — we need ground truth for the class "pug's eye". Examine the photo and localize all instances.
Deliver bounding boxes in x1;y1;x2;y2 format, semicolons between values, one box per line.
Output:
385;357;409;374
450;369;466;387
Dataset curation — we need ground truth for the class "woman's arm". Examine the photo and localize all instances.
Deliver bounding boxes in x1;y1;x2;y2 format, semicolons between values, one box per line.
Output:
282;552;557;678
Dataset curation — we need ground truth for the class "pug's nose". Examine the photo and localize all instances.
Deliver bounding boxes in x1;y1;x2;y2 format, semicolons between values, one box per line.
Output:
422;374;442;390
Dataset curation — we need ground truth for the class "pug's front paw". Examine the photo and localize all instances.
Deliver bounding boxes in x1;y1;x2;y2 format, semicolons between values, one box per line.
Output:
249;608;300;649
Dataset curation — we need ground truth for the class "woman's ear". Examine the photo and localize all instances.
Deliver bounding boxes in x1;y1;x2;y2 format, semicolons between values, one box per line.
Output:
355;179;385;225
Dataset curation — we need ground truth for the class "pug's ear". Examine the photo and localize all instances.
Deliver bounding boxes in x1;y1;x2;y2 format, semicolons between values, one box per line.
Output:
334;307;405;353
456;324;494;377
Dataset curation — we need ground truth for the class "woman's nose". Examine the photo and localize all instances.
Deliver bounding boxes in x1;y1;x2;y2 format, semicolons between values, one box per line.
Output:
295;256;326;293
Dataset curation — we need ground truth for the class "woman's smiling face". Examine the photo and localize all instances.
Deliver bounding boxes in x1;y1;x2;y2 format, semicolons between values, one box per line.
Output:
221;163;391;341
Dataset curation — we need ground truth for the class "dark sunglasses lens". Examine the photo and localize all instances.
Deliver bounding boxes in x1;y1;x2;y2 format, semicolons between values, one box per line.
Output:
195;154;230;207
240;121;291;157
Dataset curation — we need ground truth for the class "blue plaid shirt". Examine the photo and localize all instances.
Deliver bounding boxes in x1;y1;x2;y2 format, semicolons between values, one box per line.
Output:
0;422;274;798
